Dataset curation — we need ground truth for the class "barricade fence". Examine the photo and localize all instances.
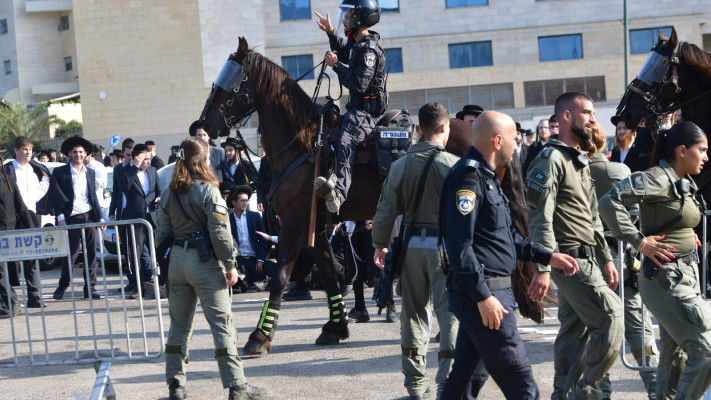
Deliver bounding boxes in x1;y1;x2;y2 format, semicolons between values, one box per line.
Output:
0;219;165;399
616;209;709;373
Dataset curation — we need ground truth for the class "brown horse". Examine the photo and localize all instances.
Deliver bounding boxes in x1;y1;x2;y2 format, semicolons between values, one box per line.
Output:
615;28;711;195
196;37;541;355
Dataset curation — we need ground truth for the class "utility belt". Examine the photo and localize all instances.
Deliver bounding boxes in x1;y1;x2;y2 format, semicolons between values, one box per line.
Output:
448;275;511;293
348;90;388;116
406;226;438;238
559;244;596;259
173;231;212;262
643;250;698;280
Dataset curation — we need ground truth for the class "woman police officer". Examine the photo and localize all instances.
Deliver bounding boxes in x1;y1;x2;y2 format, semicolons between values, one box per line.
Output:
156;137;265;400
599;121;711;399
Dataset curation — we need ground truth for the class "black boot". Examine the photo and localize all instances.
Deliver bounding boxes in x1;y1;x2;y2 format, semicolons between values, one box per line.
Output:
83;285;101;299
228;383;266;400
168;379;187;400
386;304;399;323
53;285;67;300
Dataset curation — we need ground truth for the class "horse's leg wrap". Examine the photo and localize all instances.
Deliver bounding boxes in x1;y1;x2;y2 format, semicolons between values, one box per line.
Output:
326;291;348;324
256;300;281;340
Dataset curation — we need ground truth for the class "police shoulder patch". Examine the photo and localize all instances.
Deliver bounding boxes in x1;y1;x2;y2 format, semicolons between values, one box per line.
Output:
465;159;479;169
364;52;376;68
631;173;646;190
530;168;549;185
542;148;553;159
456;189;476;215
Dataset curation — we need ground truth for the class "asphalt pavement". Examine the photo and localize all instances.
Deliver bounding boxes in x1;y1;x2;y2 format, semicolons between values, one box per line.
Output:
0;267;652;400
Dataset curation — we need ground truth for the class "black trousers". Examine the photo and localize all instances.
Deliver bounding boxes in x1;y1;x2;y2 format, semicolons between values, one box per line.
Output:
9;211;41;301
122;216;153;289
0;225;19;309
442;289;540;400
58;212;98;288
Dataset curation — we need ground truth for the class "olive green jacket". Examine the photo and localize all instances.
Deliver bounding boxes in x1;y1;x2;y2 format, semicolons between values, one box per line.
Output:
588;153;636;234
371;142;459;249
526;139;612;272
156;179;236;263
599;159;701;254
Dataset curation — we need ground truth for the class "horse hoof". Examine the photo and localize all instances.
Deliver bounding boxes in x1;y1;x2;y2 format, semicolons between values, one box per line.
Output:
243;339;270;356
242;331;272;356
315;331;341;345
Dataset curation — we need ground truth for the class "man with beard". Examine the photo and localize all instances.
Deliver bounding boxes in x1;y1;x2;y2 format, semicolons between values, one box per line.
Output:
526;92;624;400
220;137;257;189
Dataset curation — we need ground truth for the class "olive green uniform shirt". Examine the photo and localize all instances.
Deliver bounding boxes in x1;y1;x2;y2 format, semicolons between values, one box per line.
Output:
371;142;459;248
588;153;636;234
599;159;701;254
156;179;237;264
526;139;612;272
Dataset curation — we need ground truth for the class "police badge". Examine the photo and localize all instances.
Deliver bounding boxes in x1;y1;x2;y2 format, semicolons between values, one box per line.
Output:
365;52;376;68
456;190;475;215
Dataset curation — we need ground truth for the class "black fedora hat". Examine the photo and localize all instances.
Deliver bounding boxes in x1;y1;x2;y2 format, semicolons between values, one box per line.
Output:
524;129;534;137
455;104;484;120
189;120;200;137
219;181;232;196
221;137;240;149
60;135;93;157
227;185;253;203
515;122;525;133
610;115;623;126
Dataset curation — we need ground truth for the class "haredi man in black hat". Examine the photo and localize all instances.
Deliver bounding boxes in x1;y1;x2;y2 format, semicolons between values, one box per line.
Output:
455;105;484;125
60;135;93;158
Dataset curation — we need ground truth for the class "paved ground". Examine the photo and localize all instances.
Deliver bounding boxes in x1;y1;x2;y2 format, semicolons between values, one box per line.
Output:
0;267;653;400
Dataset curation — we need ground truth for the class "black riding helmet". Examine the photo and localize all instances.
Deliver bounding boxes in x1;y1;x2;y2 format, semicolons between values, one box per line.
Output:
336;0;380;36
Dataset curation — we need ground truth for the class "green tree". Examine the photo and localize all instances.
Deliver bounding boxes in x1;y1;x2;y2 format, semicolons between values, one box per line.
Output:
0;102;57;150
54;119;83;138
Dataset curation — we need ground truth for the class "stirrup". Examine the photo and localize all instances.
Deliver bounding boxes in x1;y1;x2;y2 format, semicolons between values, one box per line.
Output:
314;174;337;198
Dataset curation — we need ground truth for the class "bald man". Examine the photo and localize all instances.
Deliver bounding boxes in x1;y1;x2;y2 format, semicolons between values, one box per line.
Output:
439;111;578;399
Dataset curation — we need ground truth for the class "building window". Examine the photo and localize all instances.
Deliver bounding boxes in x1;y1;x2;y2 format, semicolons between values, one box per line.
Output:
538;34;583;62
630;27;672;54
282;55;314;80
280;0;311;21
388;83;513;112
523;76;605;107
58;15;69;31
0;19;8;35
446;0;488;8
384;48;403;73
378;0;399;12
449;41;493;69
64;56;73;71
4;60;11;75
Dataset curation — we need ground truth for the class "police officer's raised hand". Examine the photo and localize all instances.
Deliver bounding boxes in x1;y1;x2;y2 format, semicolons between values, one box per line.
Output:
324;51;338;67
603;261;618;291
637;234;675;267
314;11;334;33
548;253;578;276
528;272;550;303
478;296;508;330
373;248;387;270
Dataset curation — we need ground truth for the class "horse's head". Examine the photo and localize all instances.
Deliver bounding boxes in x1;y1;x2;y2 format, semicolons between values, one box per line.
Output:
615;28;682;130
194;37;255;139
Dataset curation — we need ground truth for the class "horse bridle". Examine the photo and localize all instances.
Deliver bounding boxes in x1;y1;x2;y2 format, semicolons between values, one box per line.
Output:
199;57;257;131
623;44;682;117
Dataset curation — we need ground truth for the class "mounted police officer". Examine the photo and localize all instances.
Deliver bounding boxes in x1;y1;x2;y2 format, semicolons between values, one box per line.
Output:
440;111;578;399
314;0;387;214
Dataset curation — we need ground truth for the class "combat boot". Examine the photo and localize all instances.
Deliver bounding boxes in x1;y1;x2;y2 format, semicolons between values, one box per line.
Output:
386;304;399;323
168;379;187;400
228;383;266;400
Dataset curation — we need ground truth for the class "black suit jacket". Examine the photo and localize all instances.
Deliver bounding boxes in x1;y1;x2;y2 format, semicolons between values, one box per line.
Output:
256;158;272;205
109;162;129;219
229;210;267;261
168;154;177;164
220;159;257;189
521;142;545;180
210;147;225;182
151;155;165;170
0;173;34;230
120;165;160;220
3;160;67;215
52;164;102;222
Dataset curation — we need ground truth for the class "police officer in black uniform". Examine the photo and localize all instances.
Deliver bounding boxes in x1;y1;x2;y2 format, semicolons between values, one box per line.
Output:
314;0;387;214
439;111;578;399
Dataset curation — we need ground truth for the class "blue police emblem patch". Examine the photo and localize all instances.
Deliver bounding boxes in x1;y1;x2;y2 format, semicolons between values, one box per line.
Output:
530;169;548;185
365;52;376;67
632;174;645;190
542;148;553;158
456;190;476;215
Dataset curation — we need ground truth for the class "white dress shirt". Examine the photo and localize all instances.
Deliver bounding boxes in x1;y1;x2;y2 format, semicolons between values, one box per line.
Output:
233;211;256;258
86;158;107;202
62;164;92;220
137;167;150;212
12;160;49;213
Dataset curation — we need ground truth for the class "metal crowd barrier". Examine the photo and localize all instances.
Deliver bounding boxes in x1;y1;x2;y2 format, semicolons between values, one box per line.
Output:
617;209;710;373
0;219;165;400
